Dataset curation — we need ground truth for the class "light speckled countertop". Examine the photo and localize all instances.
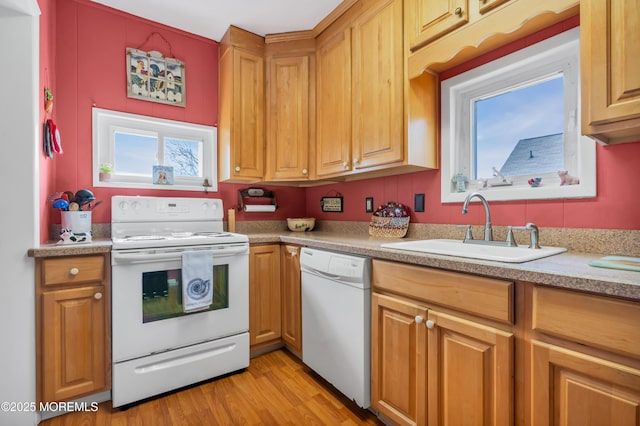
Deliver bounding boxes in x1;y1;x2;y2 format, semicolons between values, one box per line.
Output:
28;232;640;301
247;231;640;301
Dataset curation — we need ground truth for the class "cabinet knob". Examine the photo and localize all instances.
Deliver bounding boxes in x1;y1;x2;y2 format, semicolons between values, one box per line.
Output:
302;168;308;175
343;162;349;169
354;159;359;165
425;319;435;329
415;315;423;324
455;6;463;16
235;166;241;172
94;292;103;300
69;267;79;276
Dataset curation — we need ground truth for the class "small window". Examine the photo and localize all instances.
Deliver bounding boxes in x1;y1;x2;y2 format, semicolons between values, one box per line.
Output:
441;27;595;202
92;108;217;191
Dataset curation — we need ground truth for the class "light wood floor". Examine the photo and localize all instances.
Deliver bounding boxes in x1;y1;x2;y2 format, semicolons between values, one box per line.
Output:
40;349;383;425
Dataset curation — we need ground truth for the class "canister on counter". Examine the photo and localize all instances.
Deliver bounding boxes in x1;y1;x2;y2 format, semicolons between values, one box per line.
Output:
228;208;235;232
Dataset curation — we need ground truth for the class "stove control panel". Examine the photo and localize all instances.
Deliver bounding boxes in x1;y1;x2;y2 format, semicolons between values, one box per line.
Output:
112;196;224;222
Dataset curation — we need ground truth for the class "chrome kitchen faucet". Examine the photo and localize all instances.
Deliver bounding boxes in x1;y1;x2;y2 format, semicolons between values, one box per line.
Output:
461;192;540;249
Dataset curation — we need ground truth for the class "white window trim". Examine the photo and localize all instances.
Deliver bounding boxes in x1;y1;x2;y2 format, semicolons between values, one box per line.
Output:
441;27;595;203
92;107;217;191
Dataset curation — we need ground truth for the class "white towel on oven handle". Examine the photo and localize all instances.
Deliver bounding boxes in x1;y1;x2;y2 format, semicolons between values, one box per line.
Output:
182;250;214;313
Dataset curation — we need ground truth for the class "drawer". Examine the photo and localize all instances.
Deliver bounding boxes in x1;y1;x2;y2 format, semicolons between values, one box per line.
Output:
372;259;514;324
532;286;640;359
42;255;105;287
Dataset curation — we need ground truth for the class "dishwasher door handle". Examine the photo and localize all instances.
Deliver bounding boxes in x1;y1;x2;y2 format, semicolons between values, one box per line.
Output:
302;269;343;282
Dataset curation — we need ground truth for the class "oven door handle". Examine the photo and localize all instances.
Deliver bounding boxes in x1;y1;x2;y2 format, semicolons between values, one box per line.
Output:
112;246;249;263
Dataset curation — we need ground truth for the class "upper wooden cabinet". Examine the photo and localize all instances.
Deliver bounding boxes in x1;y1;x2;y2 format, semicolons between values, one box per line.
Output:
218;26;265;182
407;0;579;77
265;34;315;181
317;0;437;180
316;25;352;177
351;0;405;170
406;0;469;50
581;0;640;144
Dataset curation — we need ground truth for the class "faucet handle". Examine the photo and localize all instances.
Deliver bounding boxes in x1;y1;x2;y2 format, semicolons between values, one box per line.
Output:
457;224;474;242
512;223;541;249
505;226;517;247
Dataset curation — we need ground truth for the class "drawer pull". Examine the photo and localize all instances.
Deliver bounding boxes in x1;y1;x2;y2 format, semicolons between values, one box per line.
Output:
94;292;103;300
69;267;79;276
425;319;435;329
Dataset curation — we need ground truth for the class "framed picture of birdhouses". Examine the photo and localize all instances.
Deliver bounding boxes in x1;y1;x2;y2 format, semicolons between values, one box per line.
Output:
126;48;185;107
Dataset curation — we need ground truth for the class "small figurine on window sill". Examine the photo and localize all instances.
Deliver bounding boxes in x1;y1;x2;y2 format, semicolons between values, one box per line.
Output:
558;170;580;185
528;177;542;187
452;173;469;192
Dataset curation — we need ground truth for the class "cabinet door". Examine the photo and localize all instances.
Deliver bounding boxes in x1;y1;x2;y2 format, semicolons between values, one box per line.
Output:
581;0;640;144
219;46;265;181
427;310;514;426
266;55;310;181
371;293;428;426
280;244;302;354
249;245;281;346
41;285;106;402
531;341;640;426
352;0;404;170
407;0;468;50
316;27;352;177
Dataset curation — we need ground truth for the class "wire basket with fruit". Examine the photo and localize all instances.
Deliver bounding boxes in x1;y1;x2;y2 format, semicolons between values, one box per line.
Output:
368;202;410;238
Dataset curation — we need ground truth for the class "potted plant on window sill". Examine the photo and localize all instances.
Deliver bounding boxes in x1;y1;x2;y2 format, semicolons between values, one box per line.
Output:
99;163;113;182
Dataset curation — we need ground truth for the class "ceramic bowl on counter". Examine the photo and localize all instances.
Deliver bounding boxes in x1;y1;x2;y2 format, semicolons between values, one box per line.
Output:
287;218;316;232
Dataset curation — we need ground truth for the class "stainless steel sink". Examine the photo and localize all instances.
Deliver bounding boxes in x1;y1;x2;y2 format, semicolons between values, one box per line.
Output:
380;239;566;263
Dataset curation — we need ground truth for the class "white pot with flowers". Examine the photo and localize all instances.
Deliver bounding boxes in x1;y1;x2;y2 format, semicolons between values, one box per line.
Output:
99;163;113;182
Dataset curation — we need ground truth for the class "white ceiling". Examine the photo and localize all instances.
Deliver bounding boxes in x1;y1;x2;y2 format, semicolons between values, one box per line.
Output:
91;0;343;42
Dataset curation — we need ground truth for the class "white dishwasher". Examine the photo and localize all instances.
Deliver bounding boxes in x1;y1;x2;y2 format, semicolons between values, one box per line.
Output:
300;247;371;408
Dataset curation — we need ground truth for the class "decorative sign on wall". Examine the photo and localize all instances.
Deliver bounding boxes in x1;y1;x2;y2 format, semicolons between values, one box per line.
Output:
126;48;185;107
320;196;343;212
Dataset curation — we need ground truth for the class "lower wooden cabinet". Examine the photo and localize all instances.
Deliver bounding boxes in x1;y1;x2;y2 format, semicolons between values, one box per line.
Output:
371;260;515;426
249;244;282;347
531;341;640;426
280;244;302;355
529;285;640;425
372;295;515;426
36;254;110;403
372;293;428;426
427;310;513;425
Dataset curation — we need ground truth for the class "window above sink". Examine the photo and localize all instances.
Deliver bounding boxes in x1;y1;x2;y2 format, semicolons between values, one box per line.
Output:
440;27;596;203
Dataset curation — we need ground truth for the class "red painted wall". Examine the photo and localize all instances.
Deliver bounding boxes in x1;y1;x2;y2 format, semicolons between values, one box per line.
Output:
39;0;57;242
42;0;305;242
41;3;639;242
306;17;640;231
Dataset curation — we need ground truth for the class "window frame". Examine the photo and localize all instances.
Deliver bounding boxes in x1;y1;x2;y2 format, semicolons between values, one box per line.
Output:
92;107;217;191
440;27;595;203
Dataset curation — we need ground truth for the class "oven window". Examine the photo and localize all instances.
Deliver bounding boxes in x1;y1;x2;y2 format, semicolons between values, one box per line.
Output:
142;265;229;323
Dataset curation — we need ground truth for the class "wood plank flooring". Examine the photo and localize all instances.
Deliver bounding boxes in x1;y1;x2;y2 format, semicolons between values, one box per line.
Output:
40;349;383;425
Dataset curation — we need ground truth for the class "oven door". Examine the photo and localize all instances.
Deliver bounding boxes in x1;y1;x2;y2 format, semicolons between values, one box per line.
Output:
111;243;249;363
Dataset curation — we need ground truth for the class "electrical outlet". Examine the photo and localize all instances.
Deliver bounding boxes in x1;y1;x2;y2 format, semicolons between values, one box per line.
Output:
365;197;374;213
414;193;425;212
